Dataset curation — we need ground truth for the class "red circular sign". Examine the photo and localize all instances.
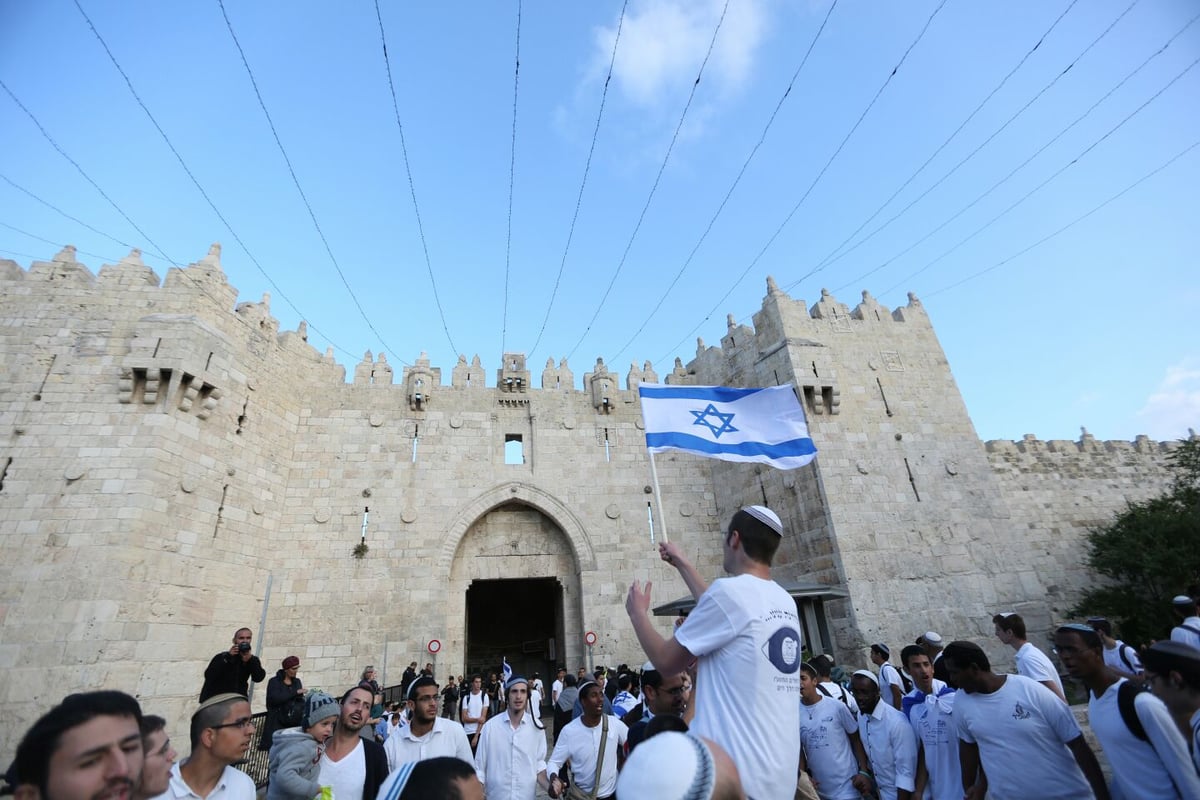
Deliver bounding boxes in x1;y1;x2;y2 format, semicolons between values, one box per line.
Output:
427;639;441;654
584;631;598;646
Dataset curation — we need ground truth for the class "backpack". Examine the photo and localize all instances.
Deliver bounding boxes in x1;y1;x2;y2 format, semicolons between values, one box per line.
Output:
278;695;305;728
1116;679;1150;741
882;663;913;694
1116;644;1138;674
816;682;857;717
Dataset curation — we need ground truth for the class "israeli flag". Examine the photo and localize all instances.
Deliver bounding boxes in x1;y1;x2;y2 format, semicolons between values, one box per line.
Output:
502;657;512;684
638;383;816;470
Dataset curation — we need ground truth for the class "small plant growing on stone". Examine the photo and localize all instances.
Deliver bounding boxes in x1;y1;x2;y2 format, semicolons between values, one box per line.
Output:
352;542;369;559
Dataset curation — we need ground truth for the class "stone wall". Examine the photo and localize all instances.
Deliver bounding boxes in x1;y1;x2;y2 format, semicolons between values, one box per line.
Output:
0;245;1184;762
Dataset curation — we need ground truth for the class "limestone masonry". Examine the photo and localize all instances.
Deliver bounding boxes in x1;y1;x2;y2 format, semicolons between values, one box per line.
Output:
0;244;1182;760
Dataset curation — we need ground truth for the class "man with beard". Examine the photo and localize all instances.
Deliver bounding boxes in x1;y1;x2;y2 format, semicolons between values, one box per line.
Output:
943;640;1108;800
318;684;388;800
154;693;256;800
383;675;472;772
899;645;959;800
849;670;916;800
1052;624;1200;799
623;663;688;754
198;628;266;702
475;676;550;799
13;690;145;800
545;680;627;800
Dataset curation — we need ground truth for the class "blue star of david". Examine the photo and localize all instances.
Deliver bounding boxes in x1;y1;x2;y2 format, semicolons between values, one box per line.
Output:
690;403;738;438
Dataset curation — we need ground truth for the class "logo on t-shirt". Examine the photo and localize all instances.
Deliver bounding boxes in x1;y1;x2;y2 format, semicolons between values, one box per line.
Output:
1012;702;1031;720
762;626;802;674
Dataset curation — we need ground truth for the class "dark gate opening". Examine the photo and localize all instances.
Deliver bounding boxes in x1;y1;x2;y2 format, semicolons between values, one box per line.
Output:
465;577;562;706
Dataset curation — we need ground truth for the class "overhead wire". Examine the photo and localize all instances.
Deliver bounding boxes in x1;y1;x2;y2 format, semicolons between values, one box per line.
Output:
923;137;1199;299
650;0;949;368
0;220;140;265
0;78;176;267
216;0;411;365
0;172;170;263
607;0;841;365
70;0;356;361
563;0;733;362
873;52;1200;299
372;0;458;357
526;0;629;358
501;0;522;354
806;0;1088;279
787;0;1141;293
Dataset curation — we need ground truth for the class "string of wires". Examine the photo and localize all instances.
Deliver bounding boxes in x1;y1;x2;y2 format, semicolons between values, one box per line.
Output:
501;0;523;354
216;0;409;365
563;0;733;363
786;0;1142;294
805;0;1089;283
649;0;948;368
872;51;1200;300
71;0;354;360
372;0;458;357
526;0;629;359
607;0;841;365
923;137;1199;299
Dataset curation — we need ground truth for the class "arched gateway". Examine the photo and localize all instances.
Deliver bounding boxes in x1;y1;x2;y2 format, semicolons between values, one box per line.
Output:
440;483;592;682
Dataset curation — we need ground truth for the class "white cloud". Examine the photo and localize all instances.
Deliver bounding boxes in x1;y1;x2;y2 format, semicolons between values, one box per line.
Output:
594;0;769;108
1136;357;1200;440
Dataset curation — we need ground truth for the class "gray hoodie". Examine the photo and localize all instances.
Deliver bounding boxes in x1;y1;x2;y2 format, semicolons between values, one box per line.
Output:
267;727;323;800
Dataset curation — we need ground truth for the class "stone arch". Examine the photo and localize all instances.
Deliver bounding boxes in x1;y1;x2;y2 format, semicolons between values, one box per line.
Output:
436;482;597;575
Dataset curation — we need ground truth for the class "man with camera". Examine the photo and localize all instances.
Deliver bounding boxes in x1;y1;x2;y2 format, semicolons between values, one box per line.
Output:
199;627;266;702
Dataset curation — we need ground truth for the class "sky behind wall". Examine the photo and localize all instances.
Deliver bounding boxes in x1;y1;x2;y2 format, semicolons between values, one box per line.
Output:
1;0;1197;442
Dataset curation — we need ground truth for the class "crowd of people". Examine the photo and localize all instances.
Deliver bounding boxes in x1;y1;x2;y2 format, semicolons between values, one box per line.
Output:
8;507;1200;800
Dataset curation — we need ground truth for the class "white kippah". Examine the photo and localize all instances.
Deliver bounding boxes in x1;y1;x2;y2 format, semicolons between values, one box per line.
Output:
743;505;783;536
1173;595;1194;606
852;669;879;686
616;732;716;800
923;631;944;645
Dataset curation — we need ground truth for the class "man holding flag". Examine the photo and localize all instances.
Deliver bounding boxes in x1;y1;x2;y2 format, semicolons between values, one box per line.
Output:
626;383;811;800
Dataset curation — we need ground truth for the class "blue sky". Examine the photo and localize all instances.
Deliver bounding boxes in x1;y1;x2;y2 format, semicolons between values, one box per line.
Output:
1;0;1196;442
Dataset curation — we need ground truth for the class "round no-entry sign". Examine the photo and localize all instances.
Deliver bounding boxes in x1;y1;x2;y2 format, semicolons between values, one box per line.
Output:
428;639;441;654
584;631;598;646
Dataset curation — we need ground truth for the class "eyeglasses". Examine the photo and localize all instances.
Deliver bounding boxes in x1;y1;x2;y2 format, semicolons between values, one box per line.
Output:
211;716;254;731
663;685;688;697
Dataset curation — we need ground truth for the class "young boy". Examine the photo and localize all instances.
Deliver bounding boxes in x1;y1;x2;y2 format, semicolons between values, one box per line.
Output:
268;690;340;800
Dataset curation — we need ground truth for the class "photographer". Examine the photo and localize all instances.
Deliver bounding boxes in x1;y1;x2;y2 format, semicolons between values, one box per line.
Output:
199;627;267;701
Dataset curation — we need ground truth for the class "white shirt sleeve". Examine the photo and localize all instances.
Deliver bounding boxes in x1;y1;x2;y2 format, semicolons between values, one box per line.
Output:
673;581;737;658
1031;681;1081;743
889;711;919;792
1136;692;1200;798
836;698;858;734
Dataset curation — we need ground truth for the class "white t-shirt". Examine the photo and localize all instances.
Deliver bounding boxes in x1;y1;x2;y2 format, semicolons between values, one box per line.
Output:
1102;640;1143;675
905;682;959;800
1088;679;1200;800
1013;641;1065;700
1170;616;1200;649
529;687;543;714
383;716;473;772
551;679;563;704
799;695;861;800
954;675;1089;800
545;715;627;797
675;574;802;800
858;700;916;800
817;679;859;717
877;663;903;707
461;690;488;734
151;761;256;800
319;739;366;800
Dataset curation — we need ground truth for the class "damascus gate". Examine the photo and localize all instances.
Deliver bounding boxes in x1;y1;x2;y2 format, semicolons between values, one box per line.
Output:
0;245;1184;758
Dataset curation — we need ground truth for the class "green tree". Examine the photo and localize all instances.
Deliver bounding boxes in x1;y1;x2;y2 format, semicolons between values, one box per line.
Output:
1071;437;1200;647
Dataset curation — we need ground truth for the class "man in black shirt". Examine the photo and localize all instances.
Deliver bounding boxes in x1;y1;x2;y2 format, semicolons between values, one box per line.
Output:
198;627;265;701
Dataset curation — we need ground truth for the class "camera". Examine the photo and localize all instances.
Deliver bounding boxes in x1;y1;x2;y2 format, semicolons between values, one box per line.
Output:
238;642;251;653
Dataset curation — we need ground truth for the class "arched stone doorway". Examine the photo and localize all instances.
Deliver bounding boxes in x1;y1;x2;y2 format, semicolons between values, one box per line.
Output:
442;488;587;690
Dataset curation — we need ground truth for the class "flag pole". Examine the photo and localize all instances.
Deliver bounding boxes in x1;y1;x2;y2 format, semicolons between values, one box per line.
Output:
648;450;668;544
